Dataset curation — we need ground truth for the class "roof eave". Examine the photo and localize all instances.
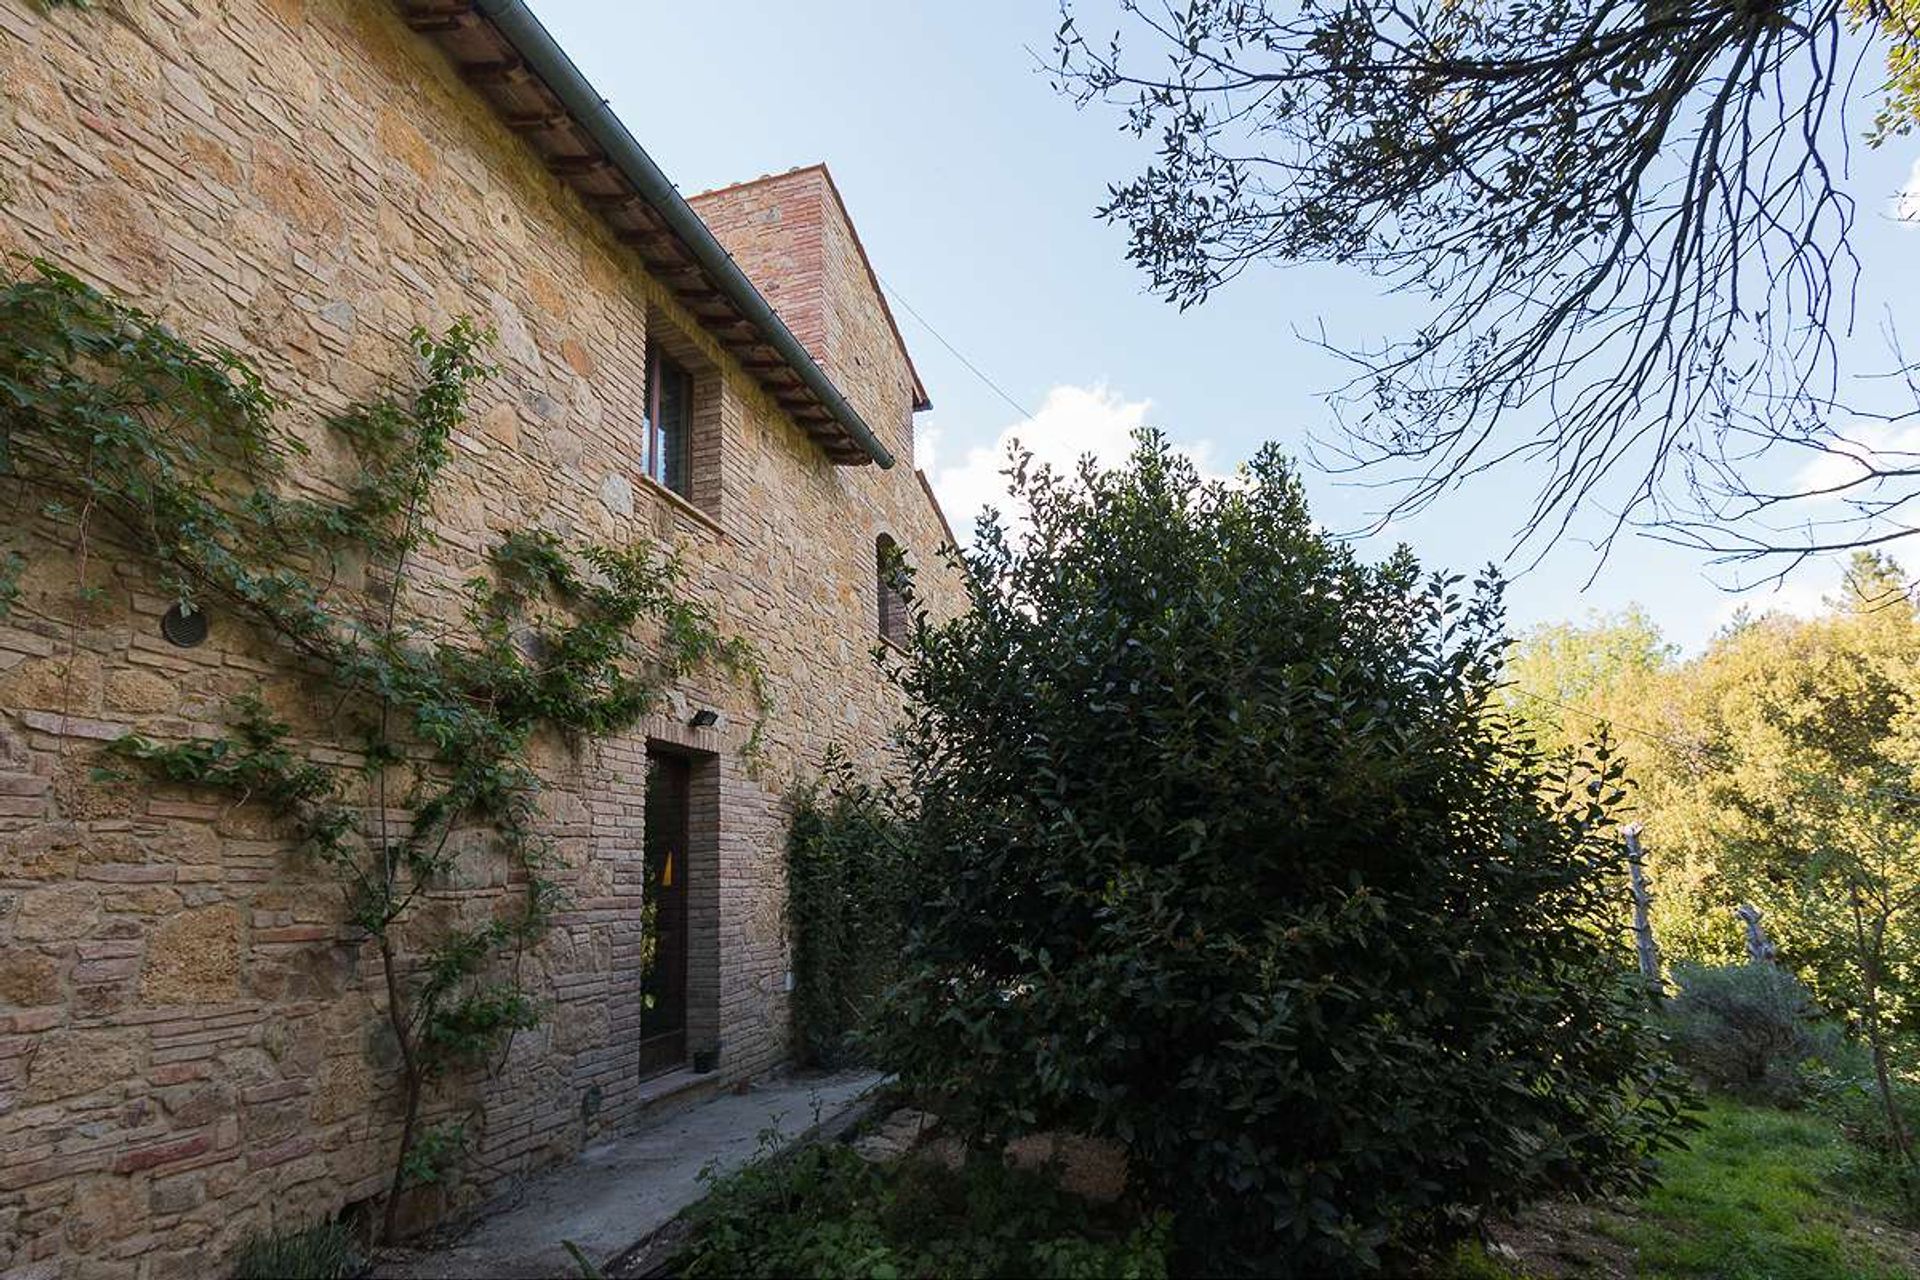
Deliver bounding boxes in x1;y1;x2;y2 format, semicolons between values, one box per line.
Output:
395;0;895;468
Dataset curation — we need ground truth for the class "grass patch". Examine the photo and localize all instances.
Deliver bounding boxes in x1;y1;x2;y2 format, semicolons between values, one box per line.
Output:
1469;1098;1920;1278
668;1141;1169;1279
677;1099;1919;1278
1624;1101;1892;1277
230;1221;362;1280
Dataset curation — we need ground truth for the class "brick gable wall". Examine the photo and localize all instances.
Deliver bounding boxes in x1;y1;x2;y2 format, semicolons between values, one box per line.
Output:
690;167;923;468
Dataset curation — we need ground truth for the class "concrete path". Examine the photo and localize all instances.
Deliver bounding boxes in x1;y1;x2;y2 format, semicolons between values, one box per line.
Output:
374;1069;884;1279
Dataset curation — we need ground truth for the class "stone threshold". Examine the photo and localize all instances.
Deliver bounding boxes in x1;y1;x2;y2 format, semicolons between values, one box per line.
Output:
631;1065;726;1116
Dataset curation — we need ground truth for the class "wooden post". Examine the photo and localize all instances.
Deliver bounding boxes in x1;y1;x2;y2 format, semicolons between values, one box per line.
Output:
1735;902;1777;964
1623;824;1663;987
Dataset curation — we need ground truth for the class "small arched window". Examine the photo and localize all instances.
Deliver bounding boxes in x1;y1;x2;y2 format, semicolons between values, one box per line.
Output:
876;534;910;648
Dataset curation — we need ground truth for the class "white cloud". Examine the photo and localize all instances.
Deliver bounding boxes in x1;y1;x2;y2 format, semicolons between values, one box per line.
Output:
1899;157;1920;224
927;384;1228;546
1793;422;1920;496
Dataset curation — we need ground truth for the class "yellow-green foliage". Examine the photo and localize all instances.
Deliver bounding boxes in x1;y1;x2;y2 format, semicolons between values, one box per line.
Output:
1502;605;1675;747
1853;0;1920;140
1508;554;1920;1028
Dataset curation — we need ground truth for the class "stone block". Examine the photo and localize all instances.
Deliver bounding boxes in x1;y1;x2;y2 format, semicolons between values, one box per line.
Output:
64;1174;143;1251
248;1134;314;1169
139;906;240;1005
251;138;343;237
24;1030;139;1104
149;1172;207;1216
0;948;62;1006
102;667;177;714
149;1250;216;1280
0;653;103;712
12;884;101;942
0;823;82;880
17;710;126;741
150;825;222;865
52;755;140;820
1004;1132;1130;1204
104;886;183;915
113;1133;212;1175
309;1052;372;1125
376;107;437;185
852;1107;939;1163
159;1080;232;1129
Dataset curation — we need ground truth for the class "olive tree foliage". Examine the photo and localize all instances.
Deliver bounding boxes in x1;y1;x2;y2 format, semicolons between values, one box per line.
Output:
873;433;1690;1276
1053;0;1920;568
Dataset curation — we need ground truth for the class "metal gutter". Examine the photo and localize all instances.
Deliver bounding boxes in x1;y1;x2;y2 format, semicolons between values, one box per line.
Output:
472;0;895;469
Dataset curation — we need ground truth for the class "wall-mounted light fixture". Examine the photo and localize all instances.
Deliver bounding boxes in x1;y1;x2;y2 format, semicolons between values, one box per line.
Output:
688;708;720;730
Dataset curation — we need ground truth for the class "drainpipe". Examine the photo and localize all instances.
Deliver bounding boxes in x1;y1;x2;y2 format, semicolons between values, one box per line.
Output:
475;0;896;470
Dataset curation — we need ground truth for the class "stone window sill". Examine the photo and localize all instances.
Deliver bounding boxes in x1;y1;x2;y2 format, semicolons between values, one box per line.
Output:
639;472;727;540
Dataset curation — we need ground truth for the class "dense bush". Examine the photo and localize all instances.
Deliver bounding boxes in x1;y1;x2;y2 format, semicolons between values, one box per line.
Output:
672;1139;1170;1279
787;756;910;1066
873;434;1692;1275
1808;1055;1920;1216
1665;961;1839;1104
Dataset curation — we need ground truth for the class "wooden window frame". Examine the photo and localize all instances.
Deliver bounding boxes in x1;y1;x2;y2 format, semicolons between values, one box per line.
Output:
644;341;694;500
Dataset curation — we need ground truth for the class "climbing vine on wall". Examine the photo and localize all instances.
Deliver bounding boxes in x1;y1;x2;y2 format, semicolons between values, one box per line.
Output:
0;259;765;1240
785;751;911;1067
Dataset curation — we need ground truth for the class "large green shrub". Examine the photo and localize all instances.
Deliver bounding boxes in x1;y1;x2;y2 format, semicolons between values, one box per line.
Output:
873;434;1692;1275
1665;961;1840;1104
787;756;910;1065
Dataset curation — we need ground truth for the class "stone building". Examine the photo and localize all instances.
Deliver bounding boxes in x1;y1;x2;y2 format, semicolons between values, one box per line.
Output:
0;1;964;1274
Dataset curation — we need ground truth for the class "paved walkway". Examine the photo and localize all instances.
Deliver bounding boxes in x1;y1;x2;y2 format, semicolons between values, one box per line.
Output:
374;1069;884;1279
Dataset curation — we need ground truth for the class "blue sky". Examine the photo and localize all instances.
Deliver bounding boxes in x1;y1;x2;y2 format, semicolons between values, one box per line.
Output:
528;1;1920;653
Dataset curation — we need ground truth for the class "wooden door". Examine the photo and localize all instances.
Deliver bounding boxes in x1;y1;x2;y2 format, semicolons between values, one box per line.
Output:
639;751;690;1077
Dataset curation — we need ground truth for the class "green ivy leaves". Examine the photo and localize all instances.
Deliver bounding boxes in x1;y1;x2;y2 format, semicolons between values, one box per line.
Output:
1;258;765;1238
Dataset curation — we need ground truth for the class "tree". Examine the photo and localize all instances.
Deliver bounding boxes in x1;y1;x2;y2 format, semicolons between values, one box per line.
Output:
1500;562;1920;1179
1788;757;1920;1186
1504;606;1676;749
875;433;1690;1275
1054;0;1920;566
1602;552;1920;1018
1858;0;1920;135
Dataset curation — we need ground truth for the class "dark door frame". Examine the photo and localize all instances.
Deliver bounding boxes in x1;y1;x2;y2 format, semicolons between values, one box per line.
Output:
639;748;692;1078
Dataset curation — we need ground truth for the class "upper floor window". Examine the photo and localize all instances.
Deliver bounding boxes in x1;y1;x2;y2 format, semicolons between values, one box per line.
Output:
877;534;910;648
645;342;693;498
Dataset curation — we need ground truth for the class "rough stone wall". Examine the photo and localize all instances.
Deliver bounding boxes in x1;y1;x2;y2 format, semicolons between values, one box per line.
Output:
0;1;962;1276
